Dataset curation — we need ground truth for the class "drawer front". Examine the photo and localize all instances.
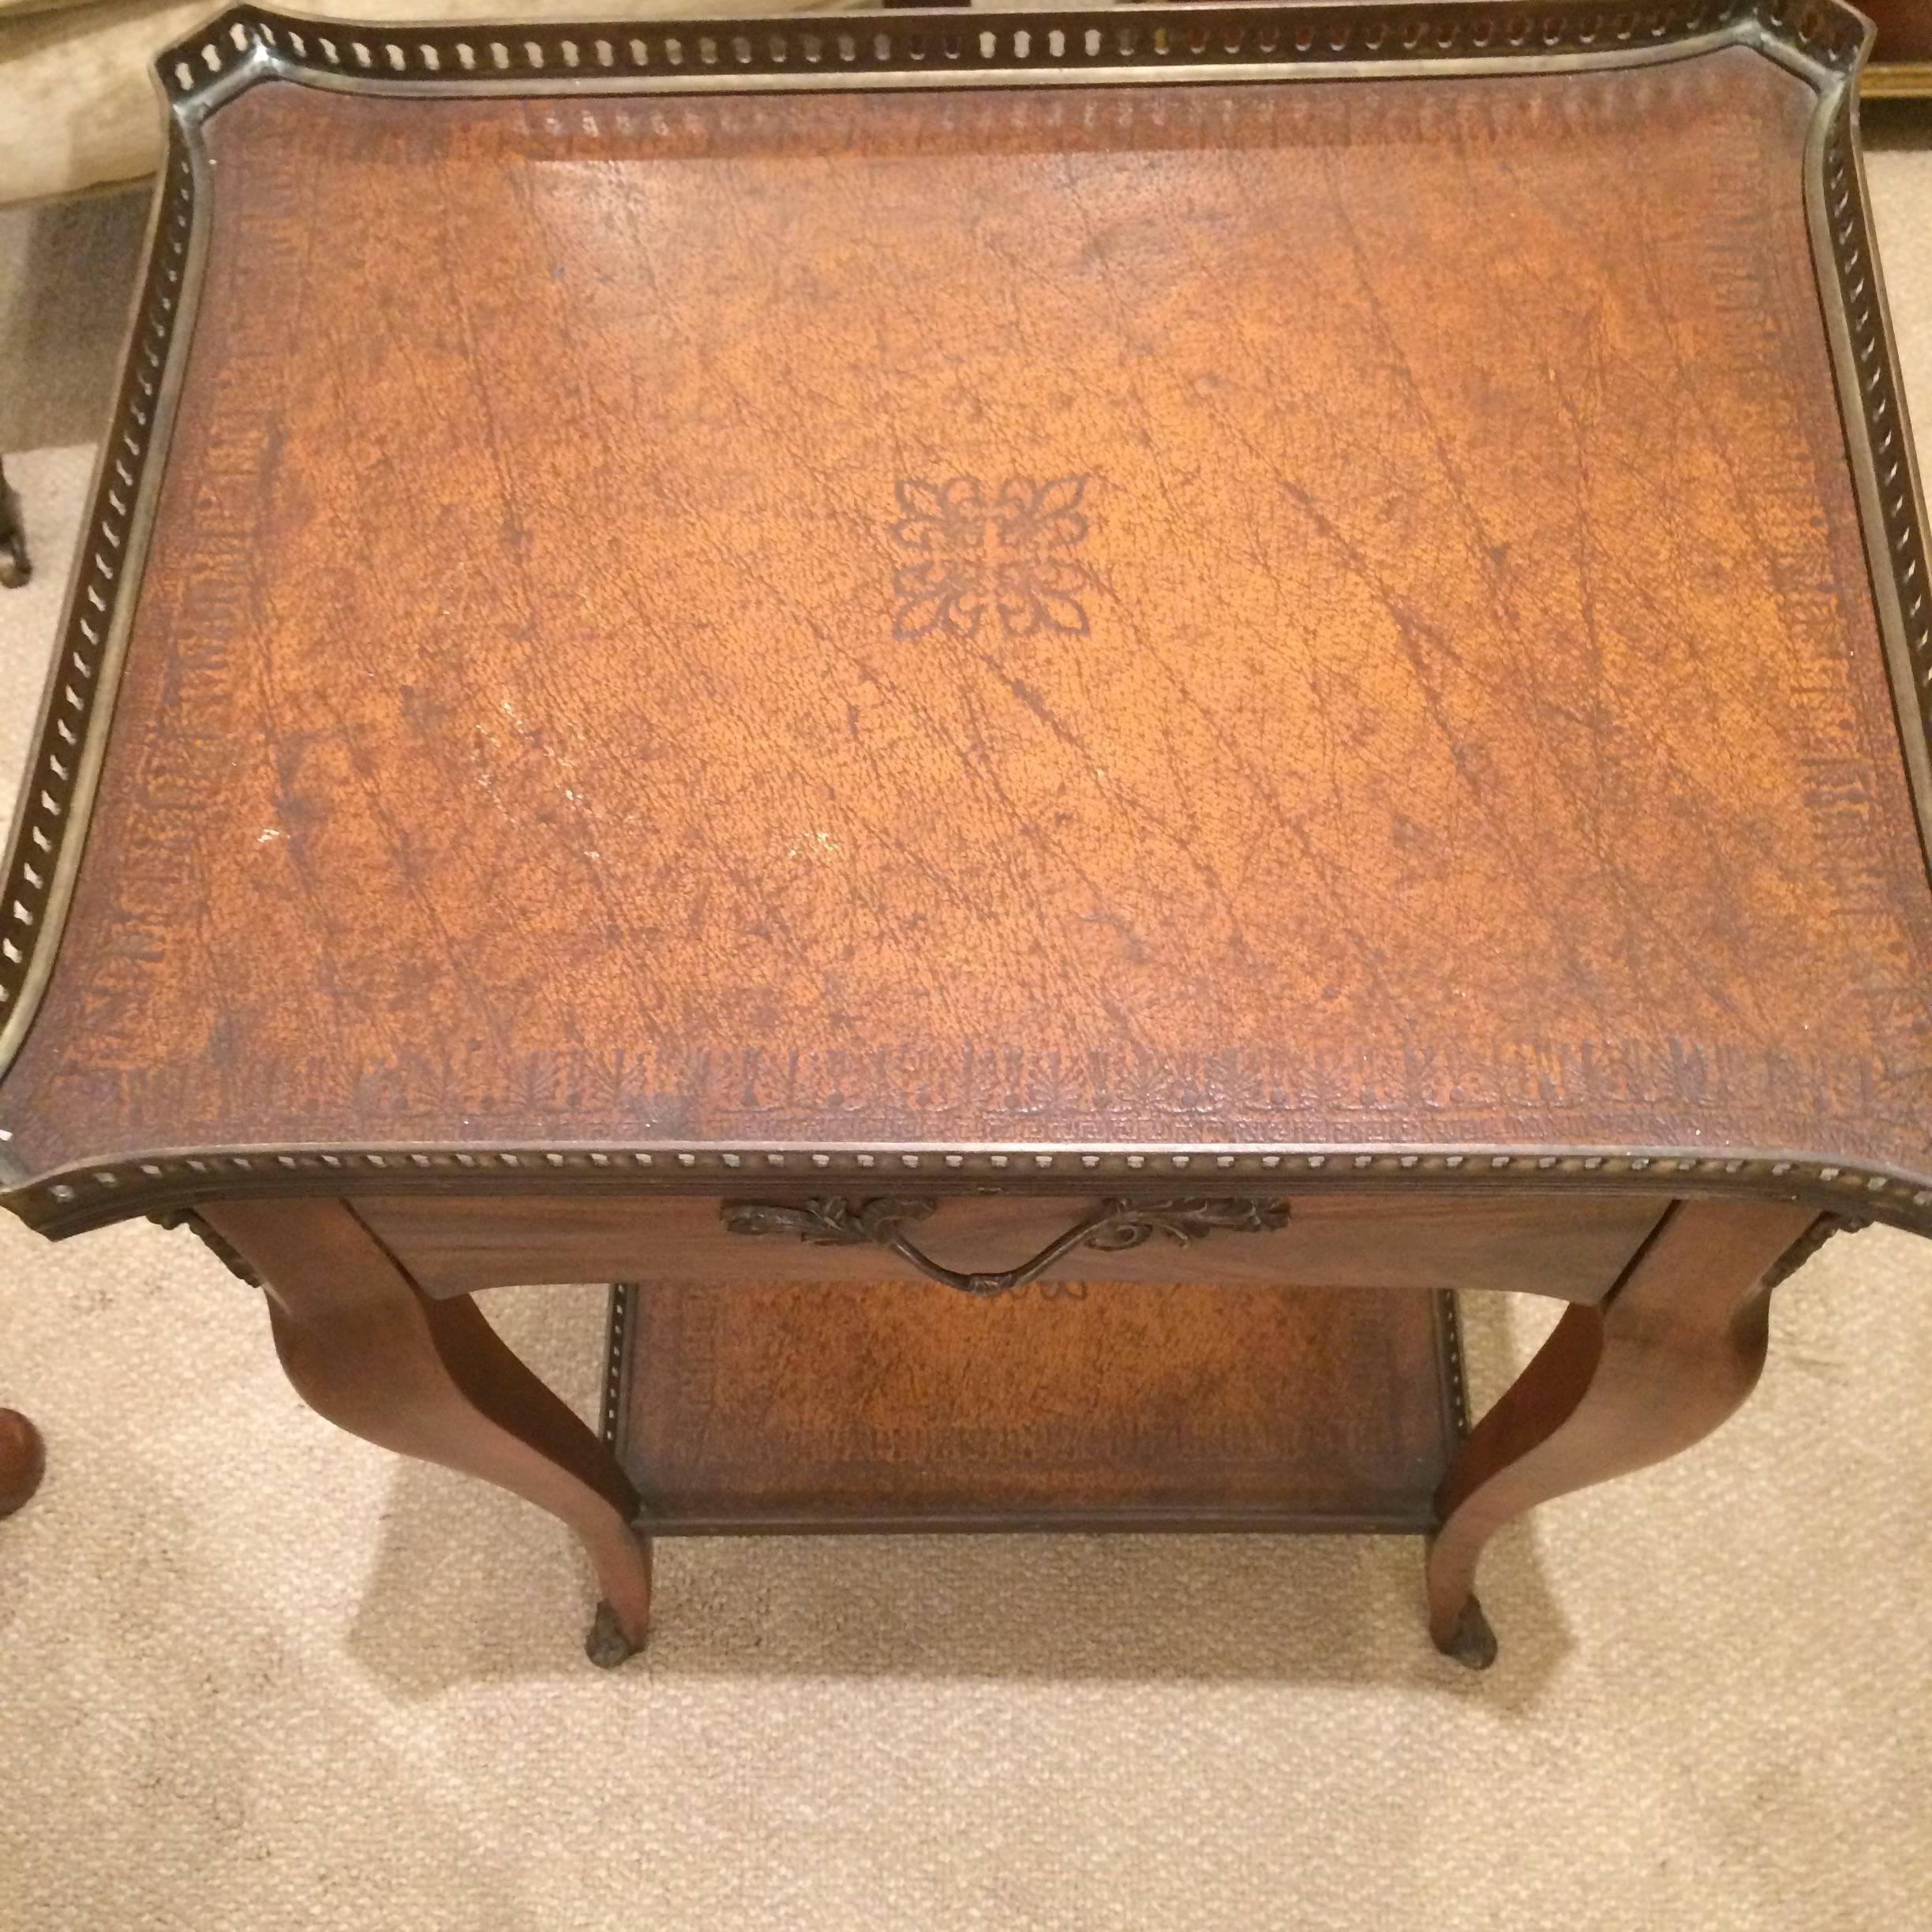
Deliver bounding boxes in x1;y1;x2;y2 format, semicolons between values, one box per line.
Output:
354;1190;1665;1302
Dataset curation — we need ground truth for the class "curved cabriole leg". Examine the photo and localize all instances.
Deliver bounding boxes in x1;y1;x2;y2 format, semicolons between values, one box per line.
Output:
1425;1197;1820;1668
202;1198;652;1666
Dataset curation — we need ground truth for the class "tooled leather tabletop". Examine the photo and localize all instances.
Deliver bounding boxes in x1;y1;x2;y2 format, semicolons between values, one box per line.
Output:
4;5;1931;1235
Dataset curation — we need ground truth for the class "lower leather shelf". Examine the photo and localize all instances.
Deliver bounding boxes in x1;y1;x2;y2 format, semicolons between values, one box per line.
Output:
600;1275;1467;1535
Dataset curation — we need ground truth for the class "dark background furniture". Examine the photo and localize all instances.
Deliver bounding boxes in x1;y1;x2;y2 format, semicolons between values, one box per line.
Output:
0;1408;43;1517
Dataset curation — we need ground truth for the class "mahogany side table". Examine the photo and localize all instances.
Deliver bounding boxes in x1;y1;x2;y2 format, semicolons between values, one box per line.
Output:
3;2;1928;1670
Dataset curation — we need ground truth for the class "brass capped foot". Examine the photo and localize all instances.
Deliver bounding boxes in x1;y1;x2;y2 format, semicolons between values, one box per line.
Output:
585;1599;646;1668
1434;1597;1499;1671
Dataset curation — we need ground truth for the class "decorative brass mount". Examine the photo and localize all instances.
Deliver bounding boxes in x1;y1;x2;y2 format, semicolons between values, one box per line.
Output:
720;1195;1291;1297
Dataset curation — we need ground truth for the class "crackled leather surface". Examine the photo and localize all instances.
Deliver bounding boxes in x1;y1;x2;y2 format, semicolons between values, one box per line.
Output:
6;49;1932;1185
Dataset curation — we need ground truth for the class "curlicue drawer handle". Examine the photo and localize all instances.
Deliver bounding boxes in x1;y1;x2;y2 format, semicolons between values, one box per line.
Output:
719;1196;1292;1298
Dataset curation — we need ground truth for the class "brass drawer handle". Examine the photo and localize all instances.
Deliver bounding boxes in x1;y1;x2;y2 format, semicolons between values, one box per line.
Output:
720;1196;1290;1298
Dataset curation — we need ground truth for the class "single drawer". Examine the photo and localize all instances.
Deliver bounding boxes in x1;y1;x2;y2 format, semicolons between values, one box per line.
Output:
354;1189;1666;1303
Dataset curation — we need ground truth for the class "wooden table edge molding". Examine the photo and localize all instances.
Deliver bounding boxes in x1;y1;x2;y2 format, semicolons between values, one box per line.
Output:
0;2;1926;1672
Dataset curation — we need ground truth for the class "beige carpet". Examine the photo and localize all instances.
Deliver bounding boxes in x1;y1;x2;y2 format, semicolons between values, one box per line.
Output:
5;107;1932;1932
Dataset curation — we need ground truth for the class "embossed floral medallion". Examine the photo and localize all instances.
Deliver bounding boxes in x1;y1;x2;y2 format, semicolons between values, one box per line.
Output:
890;474;1095;638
